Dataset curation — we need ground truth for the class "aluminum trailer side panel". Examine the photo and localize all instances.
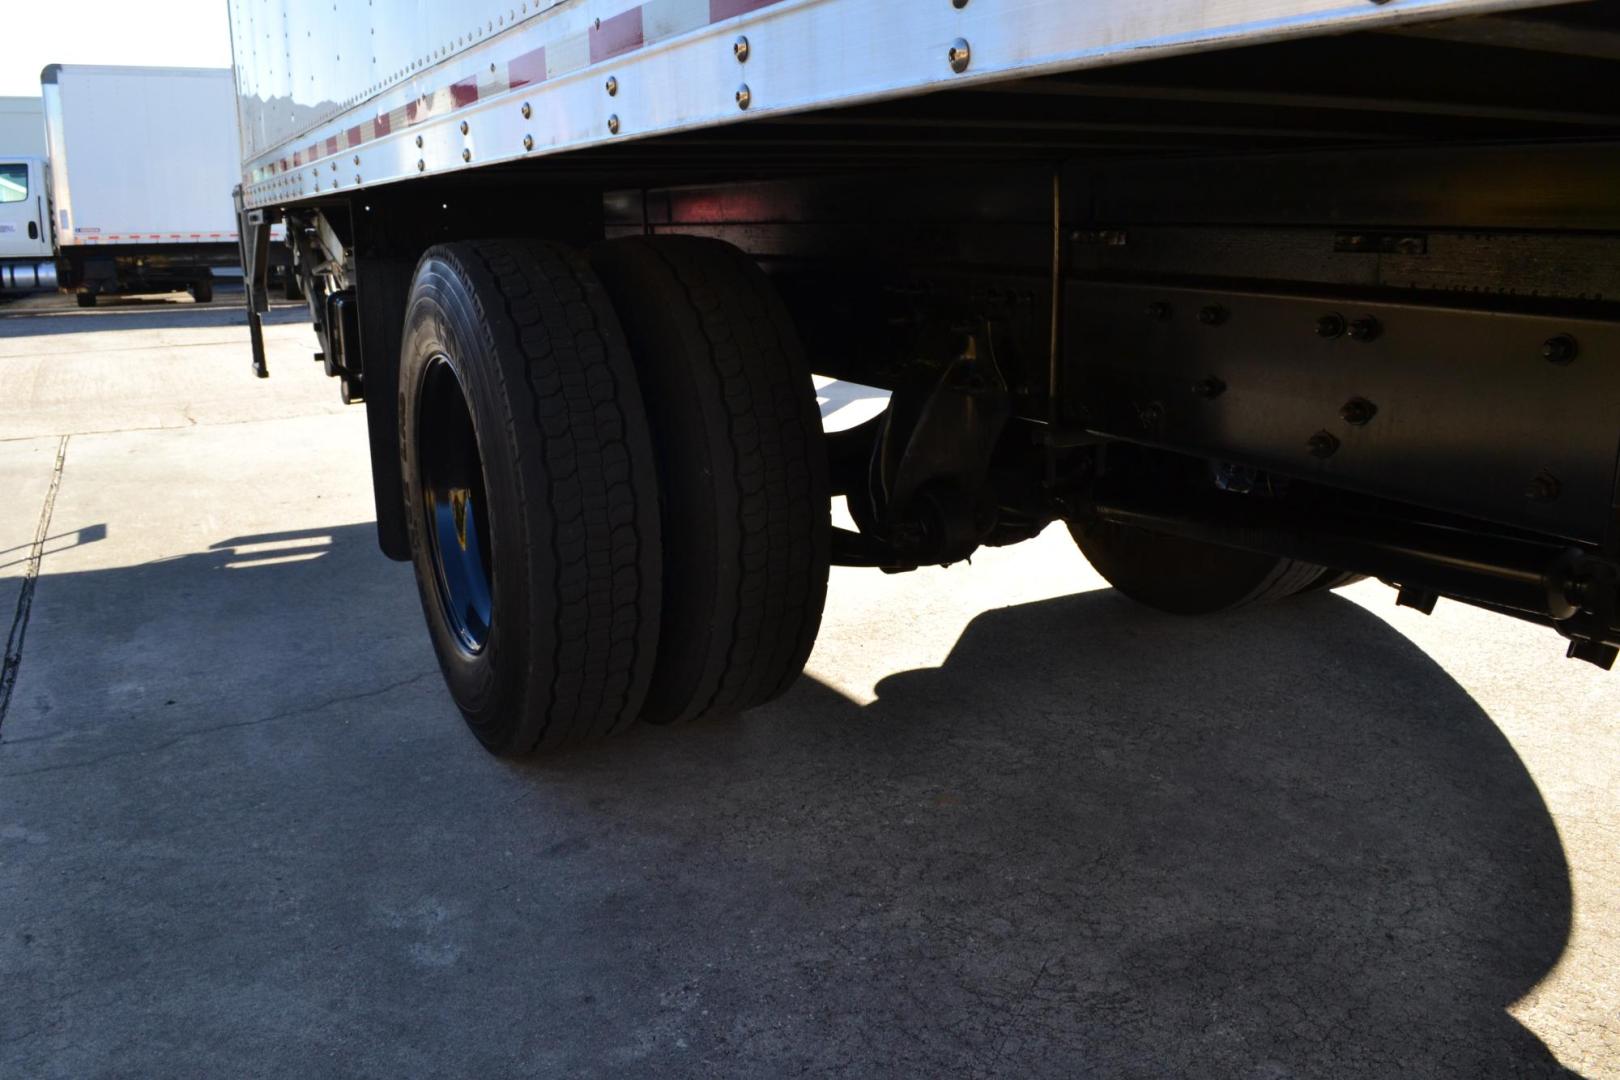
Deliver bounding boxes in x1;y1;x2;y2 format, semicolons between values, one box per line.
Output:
42;66;242;247
231;0;1564;210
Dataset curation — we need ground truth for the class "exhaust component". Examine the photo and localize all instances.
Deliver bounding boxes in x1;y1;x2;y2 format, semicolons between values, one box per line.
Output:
0;260;57;291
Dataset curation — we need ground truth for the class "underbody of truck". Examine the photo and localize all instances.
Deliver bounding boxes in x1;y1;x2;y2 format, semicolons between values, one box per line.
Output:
235;0;1620;753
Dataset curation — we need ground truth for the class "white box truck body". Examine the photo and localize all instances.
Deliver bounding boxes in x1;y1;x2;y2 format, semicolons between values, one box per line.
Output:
39;65;243;303
228;0;1620;758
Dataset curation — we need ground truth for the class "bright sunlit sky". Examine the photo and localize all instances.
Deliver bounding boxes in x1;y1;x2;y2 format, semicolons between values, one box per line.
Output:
0;1;233;97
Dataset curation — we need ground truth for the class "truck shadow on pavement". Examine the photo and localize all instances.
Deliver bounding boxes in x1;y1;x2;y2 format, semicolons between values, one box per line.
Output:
0;300;307;337
0;523;1582;1078
566;589;1580;1078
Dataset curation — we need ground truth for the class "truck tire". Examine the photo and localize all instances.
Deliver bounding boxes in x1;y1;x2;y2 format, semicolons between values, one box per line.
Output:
1070;519;1326;615
75;292;96;308
1303;568;1368;593
590;236;830;724
191;278;214;303
400;239;663;755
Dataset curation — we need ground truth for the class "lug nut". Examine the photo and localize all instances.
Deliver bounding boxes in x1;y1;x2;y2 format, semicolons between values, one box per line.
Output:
1339;397;1377;425
1198;304;1228;326
1145;301;1171;321
1139;401;1165;430
1193;377;1226;399
1542;334;1578;364
1315;313;1345;338
1307;430;1340;458
1347;316;1382;341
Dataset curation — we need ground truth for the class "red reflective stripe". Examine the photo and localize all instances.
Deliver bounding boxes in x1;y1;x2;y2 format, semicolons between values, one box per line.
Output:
590;7;643;63
450;77;479;108
374;112;391;136
346;125;362;147
508;45;546;89
710;0;781;19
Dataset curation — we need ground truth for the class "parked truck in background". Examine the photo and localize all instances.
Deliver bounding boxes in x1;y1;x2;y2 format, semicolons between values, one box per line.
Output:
230;0;1620;758
0;97;52;291
10;65;248;304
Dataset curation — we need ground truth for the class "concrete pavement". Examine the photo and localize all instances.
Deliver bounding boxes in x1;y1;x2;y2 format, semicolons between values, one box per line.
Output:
1;290;1616;1078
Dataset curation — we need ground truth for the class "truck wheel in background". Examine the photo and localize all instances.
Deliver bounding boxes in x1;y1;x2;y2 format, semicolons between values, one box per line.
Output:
190;278;214;304
75;292;96;308
590;236;830;724
400;239;663;755
1069;519;1327;615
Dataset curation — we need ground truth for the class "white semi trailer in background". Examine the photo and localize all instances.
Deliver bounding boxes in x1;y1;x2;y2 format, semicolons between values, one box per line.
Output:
230;0;1620;758
0;65;246;303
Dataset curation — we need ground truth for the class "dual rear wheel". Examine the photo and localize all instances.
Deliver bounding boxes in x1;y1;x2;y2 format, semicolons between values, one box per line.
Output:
399;237;828;755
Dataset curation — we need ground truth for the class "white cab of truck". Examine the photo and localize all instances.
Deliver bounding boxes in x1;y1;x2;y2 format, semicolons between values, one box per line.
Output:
0;97;53;288
0;158;51;262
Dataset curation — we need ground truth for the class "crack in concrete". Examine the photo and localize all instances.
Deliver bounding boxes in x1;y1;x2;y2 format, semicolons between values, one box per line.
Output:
978;957;1050;1078
0;670;439;778
0;434;69;734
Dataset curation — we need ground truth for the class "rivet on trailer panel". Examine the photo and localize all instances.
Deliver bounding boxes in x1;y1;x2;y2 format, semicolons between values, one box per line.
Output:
607;114;621;134
1542;334;1578;364
736;84;751;110
523;134;534;151
733;36;749;62
521;102;532;119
